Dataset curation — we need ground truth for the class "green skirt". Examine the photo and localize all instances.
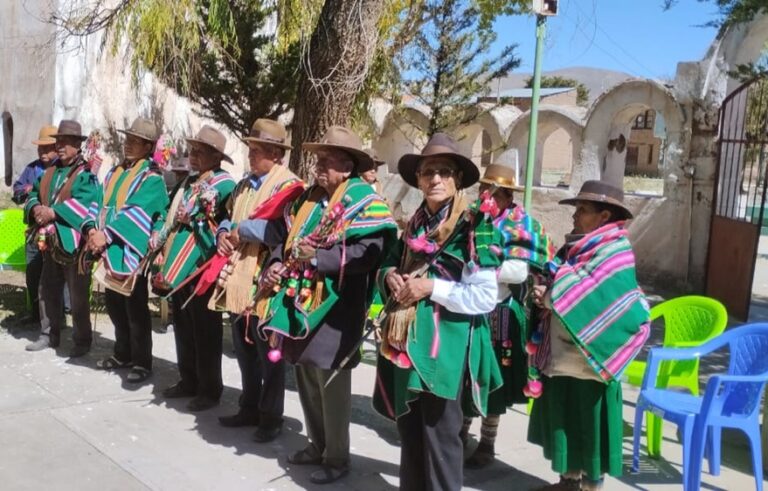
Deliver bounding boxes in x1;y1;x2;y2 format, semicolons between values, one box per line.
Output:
527;376;624;480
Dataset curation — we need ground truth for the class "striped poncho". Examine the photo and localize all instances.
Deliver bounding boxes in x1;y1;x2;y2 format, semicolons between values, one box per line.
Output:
494;204;555;271
261;177;397;339
543;221;650;382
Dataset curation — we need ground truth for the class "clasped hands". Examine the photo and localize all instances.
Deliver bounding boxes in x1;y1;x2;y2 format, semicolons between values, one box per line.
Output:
385;269;433;307
32;205;55;226
86;229;107;255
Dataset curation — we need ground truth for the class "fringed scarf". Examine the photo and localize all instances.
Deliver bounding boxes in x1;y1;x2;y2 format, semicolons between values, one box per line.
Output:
381;196;466;365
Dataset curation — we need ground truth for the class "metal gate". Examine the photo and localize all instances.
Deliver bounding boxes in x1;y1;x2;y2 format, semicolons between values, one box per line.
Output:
706;77;768;320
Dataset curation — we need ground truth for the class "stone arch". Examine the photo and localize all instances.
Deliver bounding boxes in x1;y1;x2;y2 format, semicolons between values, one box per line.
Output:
2;111;13;187
506;105;585;187
374;106;429;174
583;79;686;194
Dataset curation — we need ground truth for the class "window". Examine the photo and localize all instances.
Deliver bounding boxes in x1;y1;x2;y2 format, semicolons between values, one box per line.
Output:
625;145;639;168
631;110;656;130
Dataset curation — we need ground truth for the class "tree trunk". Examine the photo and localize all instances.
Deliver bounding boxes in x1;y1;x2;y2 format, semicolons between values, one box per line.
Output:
289;0;386;178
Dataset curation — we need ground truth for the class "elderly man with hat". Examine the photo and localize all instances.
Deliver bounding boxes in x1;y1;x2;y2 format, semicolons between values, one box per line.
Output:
12;125;59;324
153;125;236;411
24;120;100;356
83;117;170;383
527;180;650;491
460;160;556;469
258;126;397;484
371;133;503;491
212;119;302;442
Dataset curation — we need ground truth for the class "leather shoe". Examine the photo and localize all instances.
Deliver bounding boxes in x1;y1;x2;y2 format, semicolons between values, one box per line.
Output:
309;464;349;484
218;412;260;427
26;337;56;352
253;425;282;443
68;345;90;358
162;382;196;399
287;447;323;466
186;397;219;412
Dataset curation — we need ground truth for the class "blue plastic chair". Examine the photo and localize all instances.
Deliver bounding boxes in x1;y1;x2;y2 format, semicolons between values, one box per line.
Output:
631;323;768;491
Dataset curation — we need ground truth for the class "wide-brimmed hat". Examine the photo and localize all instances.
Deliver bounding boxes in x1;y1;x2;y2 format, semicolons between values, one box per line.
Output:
559;180;633;219
302;126;374;171
398;133;479;189
32;125;58;146
51;120;87;141
185;125;233;164
118;117;159;143
242;119;291;150
480;163;523;191
365;148;386;168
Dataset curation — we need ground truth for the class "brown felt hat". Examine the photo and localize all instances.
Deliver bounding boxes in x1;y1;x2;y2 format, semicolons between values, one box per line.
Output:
559;180;633;220
303;126;374;171
398;133;479;189
365;148;386;168
118;117;159;143
32;125;58;146
242;118;291;150
480;163;523;191
185;125;233;163
51;120;87;141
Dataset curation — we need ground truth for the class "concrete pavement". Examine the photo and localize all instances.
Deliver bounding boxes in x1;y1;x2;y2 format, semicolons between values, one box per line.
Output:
0;274;763;490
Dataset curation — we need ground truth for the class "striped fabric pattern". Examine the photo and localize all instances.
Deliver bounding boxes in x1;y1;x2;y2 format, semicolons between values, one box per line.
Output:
494;205;555;271
549;222;650;382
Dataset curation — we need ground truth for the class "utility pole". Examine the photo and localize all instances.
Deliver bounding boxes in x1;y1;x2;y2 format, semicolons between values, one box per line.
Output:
524;0;558;209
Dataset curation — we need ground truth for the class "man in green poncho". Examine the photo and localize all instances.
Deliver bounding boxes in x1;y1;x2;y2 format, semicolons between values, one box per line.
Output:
259;126;397;485
373;133;503;491
24;120;100;357
86;117;169;383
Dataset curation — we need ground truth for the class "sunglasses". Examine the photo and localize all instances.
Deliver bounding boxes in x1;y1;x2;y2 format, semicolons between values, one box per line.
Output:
417;168;455;179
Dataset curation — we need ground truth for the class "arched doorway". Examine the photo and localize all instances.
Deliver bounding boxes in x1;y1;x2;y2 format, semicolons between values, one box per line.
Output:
2;112;12;186
706;76;768;320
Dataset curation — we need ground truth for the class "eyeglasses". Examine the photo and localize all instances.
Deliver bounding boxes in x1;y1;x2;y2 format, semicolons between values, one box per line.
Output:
417;168;455;179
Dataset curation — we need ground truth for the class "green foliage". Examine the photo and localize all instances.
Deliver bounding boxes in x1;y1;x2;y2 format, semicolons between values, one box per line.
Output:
525;75;590;106
80;0;301;136
399;0;522;137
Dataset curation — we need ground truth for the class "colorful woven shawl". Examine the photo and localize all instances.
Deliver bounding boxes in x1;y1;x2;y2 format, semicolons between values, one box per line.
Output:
538;221;650;383
261;177;397;339
493;204;555;272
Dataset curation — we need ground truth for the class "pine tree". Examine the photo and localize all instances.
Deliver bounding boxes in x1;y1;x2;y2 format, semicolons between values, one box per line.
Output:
399;0;521;137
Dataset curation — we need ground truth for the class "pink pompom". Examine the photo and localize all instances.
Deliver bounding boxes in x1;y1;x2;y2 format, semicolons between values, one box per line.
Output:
524;380;543;398
525;341;538;355
267;349;282;363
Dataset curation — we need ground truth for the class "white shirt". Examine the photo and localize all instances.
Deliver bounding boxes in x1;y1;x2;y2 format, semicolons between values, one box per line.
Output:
496;259;529;301
430;265;498;315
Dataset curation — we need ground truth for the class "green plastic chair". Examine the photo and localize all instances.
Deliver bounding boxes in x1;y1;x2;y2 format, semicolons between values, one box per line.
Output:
624;295;727;458
0;208;27;272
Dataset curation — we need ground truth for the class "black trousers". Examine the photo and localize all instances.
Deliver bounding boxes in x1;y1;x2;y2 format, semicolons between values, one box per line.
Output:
397;391;464;491
25;242;42;321
231;316;285;426
105;275;153;370
171;283;223;400
38;253;91;347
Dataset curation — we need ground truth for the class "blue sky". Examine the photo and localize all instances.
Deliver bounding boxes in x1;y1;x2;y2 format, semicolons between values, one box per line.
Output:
493;0;721;79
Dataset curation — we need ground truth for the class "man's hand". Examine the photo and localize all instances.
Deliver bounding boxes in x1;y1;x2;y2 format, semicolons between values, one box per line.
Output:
229;227;241;248
295;243;316;261
396;277;434;307
175;208;191;225
217;231;235;256
261;262;285;290
532;284;549;309
385;270;408;299
149;231;161;251
33;205;55;226
87;229;107;254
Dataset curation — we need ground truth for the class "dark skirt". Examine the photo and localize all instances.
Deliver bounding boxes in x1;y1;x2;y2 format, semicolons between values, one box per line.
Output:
527;375;624;480
486;302;528;414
